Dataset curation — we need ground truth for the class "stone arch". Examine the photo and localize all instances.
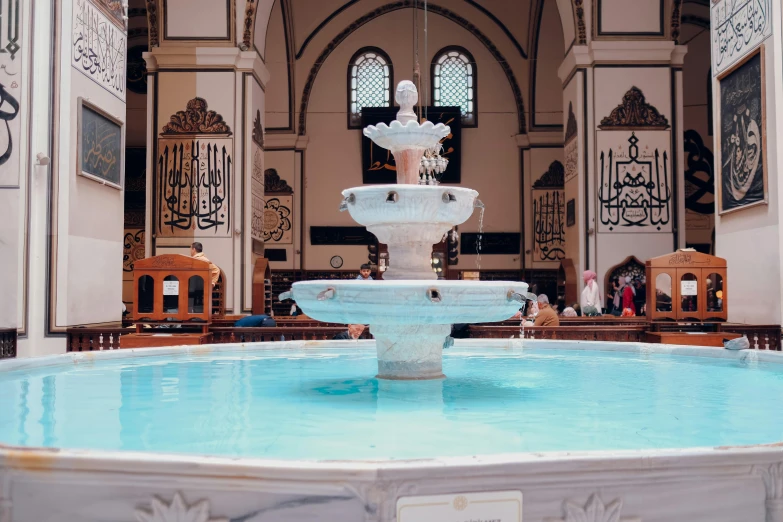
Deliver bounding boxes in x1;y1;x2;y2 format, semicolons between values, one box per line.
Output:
296;0;527;136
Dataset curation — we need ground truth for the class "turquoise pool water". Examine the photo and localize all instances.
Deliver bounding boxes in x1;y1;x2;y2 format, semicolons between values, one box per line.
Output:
1;346;782;460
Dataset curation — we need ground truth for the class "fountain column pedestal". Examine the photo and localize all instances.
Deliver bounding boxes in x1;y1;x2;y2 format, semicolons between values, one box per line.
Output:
371;324;451;379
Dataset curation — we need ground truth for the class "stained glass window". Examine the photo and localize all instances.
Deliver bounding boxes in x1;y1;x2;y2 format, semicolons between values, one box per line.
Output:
433;47;476;126
349;48;392;128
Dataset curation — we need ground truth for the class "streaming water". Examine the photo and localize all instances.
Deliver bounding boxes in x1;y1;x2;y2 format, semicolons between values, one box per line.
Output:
475;204;485;270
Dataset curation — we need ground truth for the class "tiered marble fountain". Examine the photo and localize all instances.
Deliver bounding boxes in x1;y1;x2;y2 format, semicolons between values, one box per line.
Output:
283;81;532;380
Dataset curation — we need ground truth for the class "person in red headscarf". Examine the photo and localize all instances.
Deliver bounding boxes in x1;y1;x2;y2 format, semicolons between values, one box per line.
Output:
580;270;602;315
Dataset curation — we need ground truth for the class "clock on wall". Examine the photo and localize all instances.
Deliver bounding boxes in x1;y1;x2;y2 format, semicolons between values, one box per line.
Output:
330;255;343;269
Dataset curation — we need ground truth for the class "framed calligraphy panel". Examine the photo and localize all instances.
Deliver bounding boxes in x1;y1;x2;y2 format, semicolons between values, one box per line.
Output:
72;0;126;101
78;97;123;189
717;46;767;213
712;0;772;76
262;196;292;244
532;189;565;262
596;131;672;232
361;106;461;184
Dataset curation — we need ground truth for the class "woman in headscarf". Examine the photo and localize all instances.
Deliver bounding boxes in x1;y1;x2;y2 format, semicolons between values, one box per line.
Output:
621;275;636;315
580;270;601;315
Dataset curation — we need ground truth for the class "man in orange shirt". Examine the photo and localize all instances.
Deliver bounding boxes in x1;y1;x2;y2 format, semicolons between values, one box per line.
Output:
532;294;560;326
190;242;220;287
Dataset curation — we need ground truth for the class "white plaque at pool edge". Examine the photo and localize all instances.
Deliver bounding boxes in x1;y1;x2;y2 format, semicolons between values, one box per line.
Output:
163;281;179;295
397;491;522;522
681;280;697;296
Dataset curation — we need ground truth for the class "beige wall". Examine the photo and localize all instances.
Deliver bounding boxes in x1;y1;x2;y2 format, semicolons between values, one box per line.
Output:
264;0;290;130
533;0;566;127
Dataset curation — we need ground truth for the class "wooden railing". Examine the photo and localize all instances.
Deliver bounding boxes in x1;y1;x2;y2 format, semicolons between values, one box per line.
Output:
469;325;646;342
0;328;17;358
66;322;782;351
67;327;126;351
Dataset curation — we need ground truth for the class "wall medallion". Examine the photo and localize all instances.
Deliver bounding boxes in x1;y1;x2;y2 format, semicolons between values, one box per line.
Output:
330;255;344;269
262;196;292;243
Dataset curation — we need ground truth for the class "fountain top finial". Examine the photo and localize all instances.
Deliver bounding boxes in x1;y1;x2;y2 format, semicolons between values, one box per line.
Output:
395;80;418;125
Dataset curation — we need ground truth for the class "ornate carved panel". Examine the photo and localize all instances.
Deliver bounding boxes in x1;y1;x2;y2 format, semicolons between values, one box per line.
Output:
564;103;578;185
544;492;641;522
146;0;159;47
252;109;264;147
598;87;669;130
161;97;232;135
264;168;293;194
72;0;127;101
135;492;227;522
0;0;24;187
597;132;672;232
603;255;645;300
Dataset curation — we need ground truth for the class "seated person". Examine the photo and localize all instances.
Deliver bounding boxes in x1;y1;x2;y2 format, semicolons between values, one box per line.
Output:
524;294;560;327
333;324;366;340
356;264;374;280
234;314;277;327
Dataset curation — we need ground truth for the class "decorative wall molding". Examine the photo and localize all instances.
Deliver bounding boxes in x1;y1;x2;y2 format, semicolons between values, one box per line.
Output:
573;0;587;45
264;168;293;194
252;109;264;147
544;493;641;522
161;98;232;135
297;0;526;135
146;0;159;47
755;462;783;520
671;0;683;43
533;160;565;188
241;0;257;51
135;492;228;522
564;102;577;142
599;87;670;129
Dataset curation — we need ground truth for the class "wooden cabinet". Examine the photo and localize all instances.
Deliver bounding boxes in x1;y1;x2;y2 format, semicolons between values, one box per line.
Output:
252;258;273;316
645;251;727;322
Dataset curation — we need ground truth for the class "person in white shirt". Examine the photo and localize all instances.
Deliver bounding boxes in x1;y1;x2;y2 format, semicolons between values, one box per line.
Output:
580;270;602;315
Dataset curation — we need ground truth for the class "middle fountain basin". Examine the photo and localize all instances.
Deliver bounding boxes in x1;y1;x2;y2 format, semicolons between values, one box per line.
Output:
289;280;528;325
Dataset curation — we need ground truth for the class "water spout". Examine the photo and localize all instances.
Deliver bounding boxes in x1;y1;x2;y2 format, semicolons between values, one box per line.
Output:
339;193;355;212
442;192;457;203
474;198;485;209
507;290;525;304
428;288;442;303
317;288;336;301
278;291;292;301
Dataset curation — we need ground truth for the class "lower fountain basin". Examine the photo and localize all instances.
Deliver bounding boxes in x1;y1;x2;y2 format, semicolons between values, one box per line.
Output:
288;280;527;325
1;341;782;522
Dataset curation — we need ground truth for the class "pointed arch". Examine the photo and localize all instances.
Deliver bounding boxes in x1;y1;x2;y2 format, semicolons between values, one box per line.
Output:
297;0;526;136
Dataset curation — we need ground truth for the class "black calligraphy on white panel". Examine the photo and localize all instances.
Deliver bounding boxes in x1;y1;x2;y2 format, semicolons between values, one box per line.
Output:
72;0;126;100
0;0;22;187
157;139;232;236
712;0;772;75
598;133;671;231
533;189;565;262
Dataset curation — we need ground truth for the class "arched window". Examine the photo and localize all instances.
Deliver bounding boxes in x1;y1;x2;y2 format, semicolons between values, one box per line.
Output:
432;46;477;127
348;47;393;128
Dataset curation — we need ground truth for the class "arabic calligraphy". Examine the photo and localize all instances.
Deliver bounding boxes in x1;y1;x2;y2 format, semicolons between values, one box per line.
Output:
533;189;565;262
81;103;121;185
719;50;765;211
597;132;671;231
72;0;126;100
262;196;293;243
157;139;232;236
0;0;21;187
712;0;771;75
684;130;715;215
0;82;19;167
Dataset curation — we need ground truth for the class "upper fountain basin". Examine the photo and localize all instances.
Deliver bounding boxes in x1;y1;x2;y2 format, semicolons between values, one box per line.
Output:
289;280;528;325
362;119;450;151
341;185;479;229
